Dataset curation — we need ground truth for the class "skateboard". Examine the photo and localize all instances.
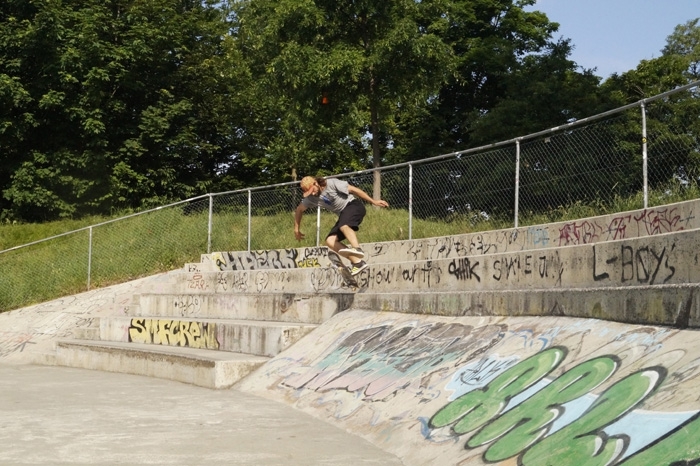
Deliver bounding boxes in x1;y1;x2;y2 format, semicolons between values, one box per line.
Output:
328;250;359;288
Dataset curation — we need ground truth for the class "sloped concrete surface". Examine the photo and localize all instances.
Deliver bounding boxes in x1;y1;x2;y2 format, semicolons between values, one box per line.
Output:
236;309;700;466
0;272;178;364
0;364;402;465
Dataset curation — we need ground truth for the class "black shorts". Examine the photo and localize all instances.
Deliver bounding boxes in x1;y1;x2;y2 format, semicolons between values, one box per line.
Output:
327;199;366;241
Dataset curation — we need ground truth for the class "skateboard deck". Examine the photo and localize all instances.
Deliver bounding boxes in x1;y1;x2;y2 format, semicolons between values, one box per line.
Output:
328;250;359;288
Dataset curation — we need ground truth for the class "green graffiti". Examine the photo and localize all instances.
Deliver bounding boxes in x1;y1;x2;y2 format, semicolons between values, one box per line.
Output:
520;368;665;466
470;356;619;463
431;345;700;465
619;412;700;465
430;347;566;434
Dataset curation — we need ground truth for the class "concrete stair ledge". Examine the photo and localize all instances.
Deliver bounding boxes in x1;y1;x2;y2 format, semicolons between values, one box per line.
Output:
131;291;354;323
355;283;700;328
72;327;100;340
172;227;700;294
53;339;269;389
200;198;700;270
100;316;318;357
170;265;360;294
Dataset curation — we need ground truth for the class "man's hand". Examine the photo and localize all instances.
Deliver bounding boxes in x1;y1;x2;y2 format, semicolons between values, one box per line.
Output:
373;199;389;208
295;230;305;241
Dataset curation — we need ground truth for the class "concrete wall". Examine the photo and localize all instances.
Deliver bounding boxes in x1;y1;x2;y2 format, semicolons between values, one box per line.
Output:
237;309;700;466
203;198;700;271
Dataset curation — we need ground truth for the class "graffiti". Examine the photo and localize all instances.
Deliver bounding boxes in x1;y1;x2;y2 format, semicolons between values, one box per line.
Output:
469;235;498;255
173;295;201;317
634;208;684;236
605;208;691;243
297;257;320;268
373;267;395;285
400;261;442;287
429;347;700;465
593;243;676;284
0;331;36;357
606;215;632;241
311;268;339;292
456;355;518;387
214;272;248;292
215;249;302;271
527;226;550;247
491;254;558;283
186;263;201;273
448;257;481;282
283;322;505;401
272;316;700;465
212;247;330;271
254;271;291;292
559;220;603;246
128;318;219;349
187;273;208;290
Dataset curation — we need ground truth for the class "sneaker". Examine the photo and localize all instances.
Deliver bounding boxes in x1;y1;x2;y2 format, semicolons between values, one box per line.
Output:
338;247;365;259
350;261;368;276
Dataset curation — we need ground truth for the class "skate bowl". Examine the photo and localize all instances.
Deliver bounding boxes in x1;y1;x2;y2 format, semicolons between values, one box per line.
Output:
2;198;700;465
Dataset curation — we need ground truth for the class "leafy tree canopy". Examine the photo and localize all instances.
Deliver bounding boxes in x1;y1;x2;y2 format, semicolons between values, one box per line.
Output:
1;1;698;223
0;0;245;221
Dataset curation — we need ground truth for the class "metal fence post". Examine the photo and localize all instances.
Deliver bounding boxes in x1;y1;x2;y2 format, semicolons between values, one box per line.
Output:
409;163;413;240
247;189;252;251
207;194;213;254
87;226;93;291
316;206;321;247
641;101;649;209
514;139;521;228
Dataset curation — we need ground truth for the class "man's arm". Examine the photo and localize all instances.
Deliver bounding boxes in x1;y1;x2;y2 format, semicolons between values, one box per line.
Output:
294;203;307;241
348;185;389;208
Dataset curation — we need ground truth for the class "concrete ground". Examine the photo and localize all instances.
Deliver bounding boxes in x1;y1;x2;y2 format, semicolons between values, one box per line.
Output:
0;363;402;466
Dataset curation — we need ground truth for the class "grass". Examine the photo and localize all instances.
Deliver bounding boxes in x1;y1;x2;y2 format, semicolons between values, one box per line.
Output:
1;182;698;313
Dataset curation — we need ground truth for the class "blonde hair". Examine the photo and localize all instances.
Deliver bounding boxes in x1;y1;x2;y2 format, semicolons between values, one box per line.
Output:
300;176;326;191
300;176;316;191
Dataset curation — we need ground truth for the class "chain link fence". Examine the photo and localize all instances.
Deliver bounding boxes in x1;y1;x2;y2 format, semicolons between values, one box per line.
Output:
2;80;699;311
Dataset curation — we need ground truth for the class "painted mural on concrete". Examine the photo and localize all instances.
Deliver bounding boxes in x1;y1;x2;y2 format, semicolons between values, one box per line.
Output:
237;311;700;465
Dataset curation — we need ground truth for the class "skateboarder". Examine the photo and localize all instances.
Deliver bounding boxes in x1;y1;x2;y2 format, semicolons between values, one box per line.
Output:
294;176;389;275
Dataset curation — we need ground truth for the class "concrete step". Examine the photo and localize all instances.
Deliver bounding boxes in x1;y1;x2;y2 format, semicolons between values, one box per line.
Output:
100;316;317;357
172;227;700;294
355;283;700;328
172;264;357;294
72;327;100;340
129;292;353;323
201;248;325;272
53;339;269;389
200;198;700;271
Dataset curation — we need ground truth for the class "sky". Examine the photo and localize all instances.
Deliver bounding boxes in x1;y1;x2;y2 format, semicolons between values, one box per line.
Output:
526;0;700;79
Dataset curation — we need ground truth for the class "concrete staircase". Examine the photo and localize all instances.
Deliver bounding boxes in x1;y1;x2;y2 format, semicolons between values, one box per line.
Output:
51;292;354;388
49;198;700;387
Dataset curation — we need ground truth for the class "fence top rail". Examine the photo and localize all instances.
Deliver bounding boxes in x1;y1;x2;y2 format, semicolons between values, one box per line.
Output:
0;194;211;255
3;79;698;254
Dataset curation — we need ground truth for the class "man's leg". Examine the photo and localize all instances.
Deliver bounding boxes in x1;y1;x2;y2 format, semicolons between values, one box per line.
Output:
327;232;361;265
339;225;361;249
325;234;346;254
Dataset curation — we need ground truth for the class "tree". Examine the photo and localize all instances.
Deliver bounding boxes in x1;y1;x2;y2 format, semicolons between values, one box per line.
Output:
234;0;454;196
467;38;604;145
600;18;700;198
663;18;700;80
0;0;245;221
393;0;564;160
